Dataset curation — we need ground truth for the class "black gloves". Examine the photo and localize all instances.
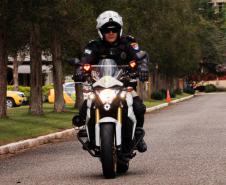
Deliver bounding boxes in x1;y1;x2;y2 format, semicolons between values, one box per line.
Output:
136;50;149;82
72;67;84;82
137;64;149;82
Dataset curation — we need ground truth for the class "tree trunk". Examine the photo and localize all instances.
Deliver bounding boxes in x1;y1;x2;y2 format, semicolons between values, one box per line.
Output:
74;83;83;109
51;31;65;112
0;1;8;118
13;55;19;91
29;23;43;115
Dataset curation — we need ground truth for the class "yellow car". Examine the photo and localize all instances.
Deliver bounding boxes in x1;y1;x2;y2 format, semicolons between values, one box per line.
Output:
6;91;27;108
48;89;75;104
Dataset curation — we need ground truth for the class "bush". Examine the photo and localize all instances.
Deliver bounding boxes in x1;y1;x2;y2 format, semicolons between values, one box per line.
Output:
42;84;53;102
18;86;30;97
204;84;216;93
184;87;195;94
151;91;164;100
170;89;176;98
160;89;167;99
7;85;54;102
175;88;182;95
42;84;53;97
160;88;176;98
7;85;30;97
7;85;14;91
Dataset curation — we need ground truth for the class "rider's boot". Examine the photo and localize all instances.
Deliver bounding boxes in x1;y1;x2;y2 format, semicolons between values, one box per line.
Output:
133;96;147;153
135;128;147;153
137;138;147;153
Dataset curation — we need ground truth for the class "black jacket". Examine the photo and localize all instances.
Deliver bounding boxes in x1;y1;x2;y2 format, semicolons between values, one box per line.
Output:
80;35;148;66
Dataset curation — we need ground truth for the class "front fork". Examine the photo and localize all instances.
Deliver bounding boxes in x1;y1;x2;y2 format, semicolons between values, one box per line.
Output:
95;107;122;123
95;107;122;147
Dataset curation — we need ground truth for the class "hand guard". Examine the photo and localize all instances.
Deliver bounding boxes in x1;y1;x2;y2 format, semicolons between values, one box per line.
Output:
137;64;149;82
72;67;84;82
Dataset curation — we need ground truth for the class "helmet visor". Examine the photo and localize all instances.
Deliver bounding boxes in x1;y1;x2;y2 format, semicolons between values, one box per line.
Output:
100;22;121;34
101;26;120;34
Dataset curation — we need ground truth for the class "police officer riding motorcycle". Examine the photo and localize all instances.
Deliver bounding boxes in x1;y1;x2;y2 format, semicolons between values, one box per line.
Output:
72;10;149;178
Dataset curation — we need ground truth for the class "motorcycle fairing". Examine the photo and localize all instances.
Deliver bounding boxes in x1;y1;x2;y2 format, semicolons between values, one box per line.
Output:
85;98;93;141
93;76;123;88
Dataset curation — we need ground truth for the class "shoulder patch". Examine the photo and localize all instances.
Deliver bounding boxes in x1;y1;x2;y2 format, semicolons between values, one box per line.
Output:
84;49;92;55
86;39;101;48
88;40;95;44
128;35;134;39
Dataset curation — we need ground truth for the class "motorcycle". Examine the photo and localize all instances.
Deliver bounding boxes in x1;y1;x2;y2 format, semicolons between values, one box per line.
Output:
73;59;145;178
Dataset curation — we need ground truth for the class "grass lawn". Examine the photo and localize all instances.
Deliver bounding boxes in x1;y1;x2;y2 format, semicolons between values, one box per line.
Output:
0;93;192;146
0;103;77;146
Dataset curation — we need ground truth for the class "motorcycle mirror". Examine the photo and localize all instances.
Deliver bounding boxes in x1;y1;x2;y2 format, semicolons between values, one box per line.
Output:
67;58;81;66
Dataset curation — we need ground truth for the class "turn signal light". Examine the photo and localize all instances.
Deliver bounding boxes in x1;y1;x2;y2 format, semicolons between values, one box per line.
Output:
129;60;137;69
83;64;91;72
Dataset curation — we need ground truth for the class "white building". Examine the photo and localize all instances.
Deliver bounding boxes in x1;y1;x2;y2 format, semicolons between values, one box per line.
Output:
7;53;53;86
210;0;226;7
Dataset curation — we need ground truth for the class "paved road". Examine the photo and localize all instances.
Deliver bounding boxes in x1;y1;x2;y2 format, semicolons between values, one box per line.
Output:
1;93;226;185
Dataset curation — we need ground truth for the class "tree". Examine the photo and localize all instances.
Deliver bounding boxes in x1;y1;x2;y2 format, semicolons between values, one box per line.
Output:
6;0;44;115
29;21;43;115
7;0;29;90
0;0;8;118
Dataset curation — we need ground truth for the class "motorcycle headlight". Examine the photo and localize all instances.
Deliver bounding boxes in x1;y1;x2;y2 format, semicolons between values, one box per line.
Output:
97;89;119;104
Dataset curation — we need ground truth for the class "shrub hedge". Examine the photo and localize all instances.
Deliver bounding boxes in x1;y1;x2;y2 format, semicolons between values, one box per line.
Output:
151;91;164;100
204;84;216;93
151;89;177;100
184;87;195;94
175;88;183;95
7;85;54;101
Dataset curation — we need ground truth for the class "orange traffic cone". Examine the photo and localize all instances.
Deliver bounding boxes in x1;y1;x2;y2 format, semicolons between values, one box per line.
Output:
166;89;171;103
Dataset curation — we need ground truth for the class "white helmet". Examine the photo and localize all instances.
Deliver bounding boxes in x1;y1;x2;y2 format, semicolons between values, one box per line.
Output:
96;10;123;39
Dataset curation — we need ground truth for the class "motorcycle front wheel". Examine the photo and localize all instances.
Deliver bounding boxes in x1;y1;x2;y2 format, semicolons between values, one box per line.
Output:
100;123;116;179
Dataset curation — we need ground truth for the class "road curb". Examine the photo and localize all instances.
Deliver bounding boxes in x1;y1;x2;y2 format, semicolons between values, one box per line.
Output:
0;129;75;156
0;94;195;156
146;95;194;113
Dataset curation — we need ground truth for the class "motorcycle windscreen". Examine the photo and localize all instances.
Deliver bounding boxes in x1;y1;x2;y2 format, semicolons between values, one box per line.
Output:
92;59;123;88
91;59;121;80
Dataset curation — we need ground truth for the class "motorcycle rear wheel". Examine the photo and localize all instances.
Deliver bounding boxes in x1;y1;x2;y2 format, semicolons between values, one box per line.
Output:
100;123;116;179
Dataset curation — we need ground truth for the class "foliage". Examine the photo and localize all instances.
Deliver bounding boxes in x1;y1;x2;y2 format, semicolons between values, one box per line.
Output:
160;89;167;99
7;85;53;99
175;88;183;95
184;87;195;94
170;89;176;98
204;84;217;92
42;84;54;98
2;0;226;115
5;0;226;79
160;88;176;99
151;91;164;100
